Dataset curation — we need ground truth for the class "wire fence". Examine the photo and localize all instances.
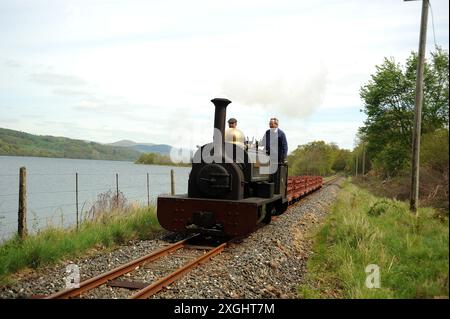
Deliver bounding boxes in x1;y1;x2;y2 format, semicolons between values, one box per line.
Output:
0;168;189;241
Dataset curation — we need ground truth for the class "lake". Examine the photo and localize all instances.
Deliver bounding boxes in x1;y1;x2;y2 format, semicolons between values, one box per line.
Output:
0;156;191;240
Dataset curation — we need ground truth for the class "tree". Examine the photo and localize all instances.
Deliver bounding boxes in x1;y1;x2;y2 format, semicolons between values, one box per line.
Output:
359;47;449;177
288;141;350;176
332;149;352;172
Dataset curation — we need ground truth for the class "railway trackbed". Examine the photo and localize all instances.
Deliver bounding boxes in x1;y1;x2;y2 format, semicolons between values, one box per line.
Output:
0;177;343;299
43;178;338;299
43;235;227;299
323;176;339;185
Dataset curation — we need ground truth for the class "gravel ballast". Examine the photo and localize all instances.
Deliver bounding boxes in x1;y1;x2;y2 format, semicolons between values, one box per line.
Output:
0;179;342;299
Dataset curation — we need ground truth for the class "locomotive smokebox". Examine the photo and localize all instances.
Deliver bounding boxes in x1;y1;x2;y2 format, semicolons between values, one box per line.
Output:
211;98;231;148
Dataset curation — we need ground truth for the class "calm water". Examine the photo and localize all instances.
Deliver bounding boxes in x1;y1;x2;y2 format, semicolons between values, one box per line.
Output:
0;156;191;240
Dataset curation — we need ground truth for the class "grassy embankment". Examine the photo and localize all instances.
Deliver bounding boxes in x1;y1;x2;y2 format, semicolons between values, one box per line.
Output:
298;180;449;298
352;173;448;216
0;205;162;282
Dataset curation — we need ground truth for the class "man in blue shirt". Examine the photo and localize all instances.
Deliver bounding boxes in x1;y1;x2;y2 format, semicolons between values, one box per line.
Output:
262;117;288;163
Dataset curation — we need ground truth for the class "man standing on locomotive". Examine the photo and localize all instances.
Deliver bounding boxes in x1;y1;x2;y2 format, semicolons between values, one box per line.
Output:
262;117;288;163
225;118;245;147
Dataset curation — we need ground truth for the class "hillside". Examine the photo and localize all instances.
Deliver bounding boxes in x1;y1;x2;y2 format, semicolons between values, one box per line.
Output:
0;128;141;161
108;140;172;155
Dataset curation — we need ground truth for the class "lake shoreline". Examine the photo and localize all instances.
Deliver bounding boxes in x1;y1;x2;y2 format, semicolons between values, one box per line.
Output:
0;156;191;241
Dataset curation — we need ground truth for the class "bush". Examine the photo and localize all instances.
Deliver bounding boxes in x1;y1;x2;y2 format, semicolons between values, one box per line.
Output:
421;129;449;173
368;200;390;216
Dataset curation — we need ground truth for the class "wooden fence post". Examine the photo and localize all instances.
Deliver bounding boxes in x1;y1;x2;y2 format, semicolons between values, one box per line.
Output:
170;169;175;195
76;172;79;231
18;167;28;239
116;173;119;208
147;173;150;206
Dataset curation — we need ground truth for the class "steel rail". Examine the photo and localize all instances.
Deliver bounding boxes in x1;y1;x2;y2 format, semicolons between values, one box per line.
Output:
130;242;227;299
45;236;195;299
323;176;339;185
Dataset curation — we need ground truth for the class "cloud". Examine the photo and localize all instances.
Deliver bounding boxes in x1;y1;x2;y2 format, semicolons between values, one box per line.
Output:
21;114;45;119
40;120;80;128
26;68;151;118
52;88;94;98
29;72;87;86
0;118;20;124
2;0;447;150
71;97;150;117
4;59;21;68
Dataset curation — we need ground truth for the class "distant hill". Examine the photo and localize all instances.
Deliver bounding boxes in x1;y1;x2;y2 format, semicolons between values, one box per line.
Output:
108;140;173;155
0;128;141;161
109;140;155;148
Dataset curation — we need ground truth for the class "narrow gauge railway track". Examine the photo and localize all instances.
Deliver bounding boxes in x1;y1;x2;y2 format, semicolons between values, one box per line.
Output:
323;176;339;185
44;235;227;299
43;176;338;299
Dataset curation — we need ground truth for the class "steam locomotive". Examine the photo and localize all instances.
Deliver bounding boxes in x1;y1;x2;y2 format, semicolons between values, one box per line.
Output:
157;98;322;238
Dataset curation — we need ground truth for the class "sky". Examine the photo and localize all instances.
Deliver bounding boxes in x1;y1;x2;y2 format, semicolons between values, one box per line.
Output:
0;0;448;152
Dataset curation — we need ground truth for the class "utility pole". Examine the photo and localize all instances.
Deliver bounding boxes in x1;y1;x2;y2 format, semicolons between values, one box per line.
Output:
408;0;429;214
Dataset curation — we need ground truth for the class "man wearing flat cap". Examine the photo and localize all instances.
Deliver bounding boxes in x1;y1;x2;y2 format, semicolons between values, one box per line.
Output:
228;118;237;128
225;118;245;146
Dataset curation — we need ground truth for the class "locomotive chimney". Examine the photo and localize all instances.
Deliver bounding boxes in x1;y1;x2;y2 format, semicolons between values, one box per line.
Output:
211;98;231;146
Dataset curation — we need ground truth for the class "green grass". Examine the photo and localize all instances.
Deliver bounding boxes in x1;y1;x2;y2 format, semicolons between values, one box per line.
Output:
0;206;162;282
298;180;449;299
